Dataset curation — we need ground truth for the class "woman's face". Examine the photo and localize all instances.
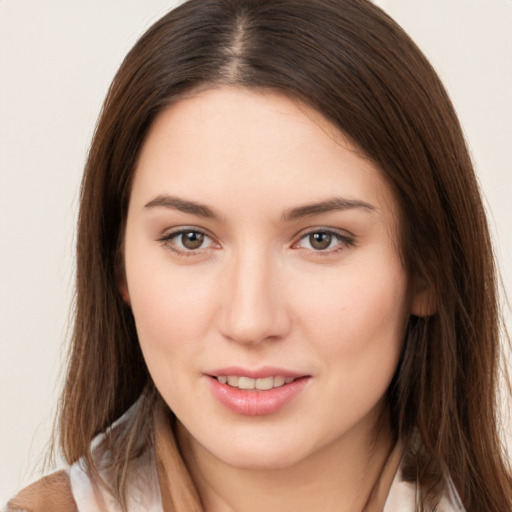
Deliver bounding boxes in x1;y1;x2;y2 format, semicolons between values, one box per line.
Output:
122;87;425;469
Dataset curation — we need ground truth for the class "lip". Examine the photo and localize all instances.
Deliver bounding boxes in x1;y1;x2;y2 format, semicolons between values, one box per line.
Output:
206;367;310;416
207;366;306;379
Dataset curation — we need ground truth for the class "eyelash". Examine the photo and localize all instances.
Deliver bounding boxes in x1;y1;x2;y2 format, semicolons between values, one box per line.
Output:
158;228;355;257
292;229;355;255
158;228;217;257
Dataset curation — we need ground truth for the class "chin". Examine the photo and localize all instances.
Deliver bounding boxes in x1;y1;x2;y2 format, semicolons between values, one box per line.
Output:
207;435;315;471
220;449;306;471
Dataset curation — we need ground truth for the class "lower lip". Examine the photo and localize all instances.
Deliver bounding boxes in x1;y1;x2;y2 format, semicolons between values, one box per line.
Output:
207;377;309;416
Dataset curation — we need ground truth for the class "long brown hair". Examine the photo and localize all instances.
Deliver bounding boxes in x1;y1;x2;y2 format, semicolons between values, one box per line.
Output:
58;0;512;510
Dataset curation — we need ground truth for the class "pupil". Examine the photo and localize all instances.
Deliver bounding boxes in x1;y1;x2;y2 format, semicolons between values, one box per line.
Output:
183;231;204;249
310;232;331;250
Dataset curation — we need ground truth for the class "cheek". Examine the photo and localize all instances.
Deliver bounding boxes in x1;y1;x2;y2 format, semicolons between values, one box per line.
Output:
292;263;408;436
126;263;222;406
124;249;219;362
293;260;408;372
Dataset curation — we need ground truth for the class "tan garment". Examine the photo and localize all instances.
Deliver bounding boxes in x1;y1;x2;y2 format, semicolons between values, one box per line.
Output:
5;470;77;512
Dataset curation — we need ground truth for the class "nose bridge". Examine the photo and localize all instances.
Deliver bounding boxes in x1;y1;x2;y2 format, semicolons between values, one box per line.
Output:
220;244;288;345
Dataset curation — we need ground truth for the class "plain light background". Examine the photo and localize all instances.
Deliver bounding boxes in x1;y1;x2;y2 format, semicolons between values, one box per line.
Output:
1;0;511;504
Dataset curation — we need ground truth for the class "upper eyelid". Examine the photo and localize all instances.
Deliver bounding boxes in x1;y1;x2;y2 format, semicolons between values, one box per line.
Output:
293;226;356;241
158;227;220;251
158;226;214;241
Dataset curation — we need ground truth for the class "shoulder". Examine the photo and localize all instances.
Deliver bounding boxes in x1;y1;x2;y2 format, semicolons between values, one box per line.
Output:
5;398;159;512
5;470;78;512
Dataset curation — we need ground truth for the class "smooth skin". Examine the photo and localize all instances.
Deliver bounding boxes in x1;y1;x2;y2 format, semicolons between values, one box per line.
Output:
121;87;430;512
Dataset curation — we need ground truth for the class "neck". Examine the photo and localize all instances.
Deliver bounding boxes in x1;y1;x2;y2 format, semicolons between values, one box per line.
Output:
172;405;401;512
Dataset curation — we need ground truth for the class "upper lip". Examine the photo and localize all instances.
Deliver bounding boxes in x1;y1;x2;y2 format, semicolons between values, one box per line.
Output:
207;366;308;379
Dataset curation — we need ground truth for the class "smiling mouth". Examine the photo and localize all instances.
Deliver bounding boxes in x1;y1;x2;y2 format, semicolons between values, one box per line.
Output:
213;375;300;390
208;373;310;415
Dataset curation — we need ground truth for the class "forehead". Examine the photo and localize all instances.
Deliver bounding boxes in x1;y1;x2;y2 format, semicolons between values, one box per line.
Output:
131;86;399;227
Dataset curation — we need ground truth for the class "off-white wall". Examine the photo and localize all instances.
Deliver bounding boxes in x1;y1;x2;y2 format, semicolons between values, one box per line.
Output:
1;0;510;504
0;1;182;502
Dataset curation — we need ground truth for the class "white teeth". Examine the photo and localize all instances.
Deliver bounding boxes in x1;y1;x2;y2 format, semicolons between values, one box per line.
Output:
227;376;239;387
255;376;274;390
238;376;256;390
273;375;285;387
216;375;296;389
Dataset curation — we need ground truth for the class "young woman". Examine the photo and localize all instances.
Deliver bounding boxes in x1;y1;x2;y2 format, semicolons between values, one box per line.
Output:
7;0;511;511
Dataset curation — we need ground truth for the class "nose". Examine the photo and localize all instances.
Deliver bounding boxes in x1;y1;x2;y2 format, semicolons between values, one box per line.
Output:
218;247;291;346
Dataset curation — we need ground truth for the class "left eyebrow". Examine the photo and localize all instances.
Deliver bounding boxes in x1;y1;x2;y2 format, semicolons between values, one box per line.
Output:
144;195;220;220
282;197;376;222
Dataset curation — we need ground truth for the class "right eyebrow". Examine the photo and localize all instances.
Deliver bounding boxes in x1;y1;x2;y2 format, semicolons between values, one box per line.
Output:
144;195;220;221
281;197;377;222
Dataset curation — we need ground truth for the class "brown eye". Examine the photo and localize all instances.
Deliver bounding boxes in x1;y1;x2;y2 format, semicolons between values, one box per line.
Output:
308;232;332;250
294;229;353;254
181;231;205;250
160;228;218;256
